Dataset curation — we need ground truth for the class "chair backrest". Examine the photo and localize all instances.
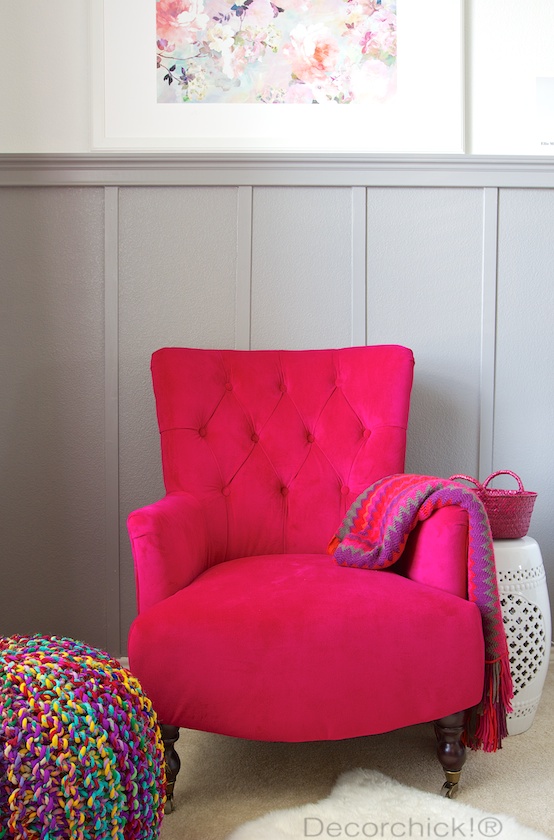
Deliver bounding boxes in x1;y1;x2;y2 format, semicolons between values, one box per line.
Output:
151;346;414;562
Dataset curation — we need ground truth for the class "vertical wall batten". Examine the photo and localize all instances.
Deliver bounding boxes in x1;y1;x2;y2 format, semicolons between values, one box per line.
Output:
236;186;253;349
479;187;499;480
351;187;367;346
104;186;121;655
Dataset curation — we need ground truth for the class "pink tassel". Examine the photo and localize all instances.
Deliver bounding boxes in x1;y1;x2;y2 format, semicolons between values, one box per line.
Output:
465;655;513;752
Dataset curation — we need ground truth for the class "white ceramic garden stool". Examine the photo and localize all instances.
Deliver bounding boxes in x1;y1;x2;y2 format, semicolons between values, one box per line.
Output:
494;536;552;735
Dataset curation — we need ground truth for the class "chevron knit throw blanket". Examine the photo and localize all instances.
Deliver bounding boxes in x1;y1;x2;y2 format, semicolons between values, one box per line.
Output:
328;474;513;752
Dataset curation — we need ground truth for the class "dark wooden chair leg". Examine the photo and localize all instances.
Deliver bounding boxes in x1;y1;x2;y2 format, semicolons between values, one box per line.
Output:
160;724;181;813
434;711;466;799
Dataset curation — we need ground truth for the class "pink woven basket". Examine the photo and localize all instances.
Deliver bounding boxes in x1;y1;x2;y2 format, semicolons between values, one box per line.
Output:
449;470;537;539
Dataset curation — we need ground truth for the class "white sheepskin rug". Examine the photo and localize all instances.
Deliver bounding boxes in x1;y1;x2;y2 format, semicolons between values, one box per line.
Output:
225;768;547;840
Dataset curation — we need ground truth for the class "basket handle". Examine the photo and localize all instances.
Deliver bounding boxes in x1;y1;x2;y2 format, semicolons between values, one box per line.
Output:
482;470;525;493
449;474;483;490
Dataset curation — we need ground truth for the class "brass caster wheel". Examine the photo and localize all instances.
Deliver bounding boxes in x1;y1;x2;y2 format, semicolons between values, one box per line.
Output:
441;780;459;799
440;770;461;799
164;796;175;815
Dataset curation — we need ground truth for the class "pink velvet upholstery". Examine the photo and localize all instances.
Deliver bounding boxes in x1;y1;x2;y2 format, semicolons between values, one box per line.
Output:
128;346;485;744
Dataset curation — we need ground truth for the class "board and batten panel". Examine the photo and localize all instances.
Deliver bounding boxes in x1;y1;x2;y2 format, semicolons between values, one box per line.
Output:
118;187;239;651
250;188;353;349
495;189;554;606
0;188;105;646
365;188;484;478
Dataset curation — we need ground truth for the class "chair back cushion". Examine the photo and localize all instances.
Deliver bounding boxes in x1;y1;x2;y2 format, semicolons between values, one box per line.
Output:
151;346;414;562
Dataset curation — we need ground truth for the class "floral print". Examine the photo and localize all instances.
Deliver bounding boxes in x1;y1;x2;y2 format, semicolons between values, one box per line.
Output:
157;0;396;103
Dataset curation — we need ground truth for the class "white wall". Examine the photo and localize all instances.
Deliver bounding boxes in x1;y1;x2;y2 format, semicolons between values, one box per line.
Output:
469;0;554;153
2;1;554;154
0;2;90;153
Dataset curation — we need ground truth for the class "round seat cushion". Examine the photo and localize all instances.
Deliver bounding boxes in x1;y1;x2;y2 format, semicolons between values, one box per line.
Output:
129;554;484;741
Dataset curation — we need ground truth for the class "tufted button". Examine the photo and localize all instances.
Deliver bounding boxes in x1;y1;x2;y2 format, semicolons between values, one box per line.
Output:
198;427;207;438
251;433;259;443
225;382;233;392
222;486;231;497
362;428;371;439
307;433;315;444
279;382;287;393
281;486;289;497
341;485;350;496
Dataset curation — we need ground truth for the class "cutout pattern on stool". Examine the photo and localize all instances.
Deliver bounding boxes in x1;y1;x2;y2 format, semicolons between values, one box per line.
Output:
509;698;540;719
498;567;546;590
500;594;547;693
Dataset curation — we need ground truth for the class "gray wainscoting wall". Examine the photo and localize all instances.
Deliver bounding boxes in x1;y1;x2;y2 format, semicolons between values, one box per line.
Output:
0;156;552;657
1;187;106;649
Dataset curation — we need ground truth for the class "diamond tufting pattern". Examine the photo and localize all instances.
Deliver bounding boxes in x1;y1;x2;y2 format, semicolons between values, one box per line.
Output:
151;346;414;563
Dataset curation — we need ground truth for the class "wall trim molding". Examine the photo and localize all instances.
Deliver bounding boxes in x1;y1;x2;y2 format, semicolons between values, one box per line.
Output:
104;186;121;656
1;153;554;187
236;186;253;350
478;188;499;481
351;187;367;346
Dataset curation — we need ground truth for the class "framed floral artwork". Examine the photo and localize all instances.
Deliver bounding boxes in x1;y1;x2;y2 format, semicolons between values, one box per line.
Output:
92;0;464;152
156;0;397;105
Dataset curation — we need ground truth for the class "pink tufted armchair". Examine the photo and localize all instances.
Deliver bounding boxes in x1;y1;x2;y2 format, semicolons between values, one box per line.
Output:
127;346;484;809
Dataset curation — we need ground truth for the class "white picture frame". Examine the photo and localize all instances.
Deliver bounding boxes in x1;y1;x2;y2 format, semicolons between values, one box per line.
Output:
91;0;465;153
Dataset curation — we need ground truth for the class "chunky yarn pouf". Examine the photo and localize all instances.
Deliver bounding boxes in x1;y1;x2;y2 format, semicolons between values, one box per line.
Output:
0;635;165;839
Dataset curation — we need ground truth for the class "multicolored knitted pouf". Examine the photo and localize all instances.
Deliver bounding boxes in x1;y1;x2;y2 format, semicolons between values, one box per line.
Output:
0;635;165;839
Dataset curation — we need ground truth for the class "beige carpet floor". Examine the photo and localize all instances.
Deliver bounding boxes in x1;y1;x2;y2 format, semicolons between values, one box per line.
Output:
160;657;554;840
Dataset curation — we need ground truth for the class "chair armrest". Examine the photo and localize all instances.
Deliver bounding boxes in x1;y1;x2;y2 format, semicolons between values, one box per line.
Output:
127;492;210;613
394;506;469;599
